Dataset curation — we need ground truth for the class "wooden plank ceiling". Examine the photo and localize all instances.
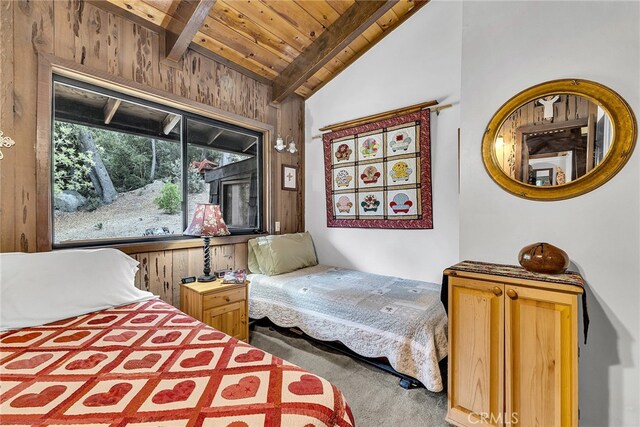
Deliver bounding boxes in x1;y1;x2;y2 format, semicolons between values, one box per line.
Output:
101;0;429;102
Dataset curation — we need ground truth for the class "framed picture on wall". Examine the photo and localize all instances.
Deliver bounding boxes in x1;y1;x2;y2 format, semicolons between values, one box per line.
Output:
282;164;298;191
534;168;553;186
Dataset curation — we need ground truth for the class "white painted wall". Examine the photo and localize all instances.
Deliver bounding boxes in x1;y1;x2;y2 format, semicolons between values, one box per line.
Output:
460;2;640;426
305;0;462;283
306;0;639;424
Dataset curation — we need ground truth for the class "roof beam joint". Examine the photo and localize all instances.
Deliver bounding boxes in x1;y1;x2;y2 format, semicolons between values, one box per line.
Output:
165;0;217;63
103;97;122;124
271;0;398;103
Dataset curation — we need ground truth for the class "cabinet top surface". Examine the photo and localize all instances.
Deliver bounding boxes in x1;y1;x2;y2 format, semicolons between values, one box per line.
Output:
445;260;585;289
180;280;247;294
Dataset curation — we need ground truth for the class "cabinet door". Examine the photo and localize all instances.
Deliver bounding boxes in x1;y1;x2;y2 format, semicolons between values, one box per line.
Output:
447;277;505;427
204;301;248;342
504;285;578;427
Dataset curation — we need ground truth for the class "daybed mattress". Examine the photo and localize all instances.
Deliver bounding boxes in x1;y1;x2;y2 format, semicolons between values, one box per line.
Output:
248;265;448;392
0;298;354;427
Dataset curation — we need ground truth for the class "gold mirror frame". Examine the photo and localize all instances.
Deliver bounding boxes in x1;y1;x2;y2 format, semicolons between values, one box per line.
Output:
482;79;637;200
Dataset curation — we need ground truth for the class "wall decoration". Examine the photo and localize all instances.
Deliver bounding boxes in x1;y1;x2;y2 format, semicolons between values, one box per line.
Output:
360;137;381;158
389;193;413;214
335;169;353;188
0;130;16;160
390;161;413;182
360;165;381;185
281;164;298;191
482;79;637;200
323;109;432;229
335;143;353;162
361;194;381;212
336;196;353;213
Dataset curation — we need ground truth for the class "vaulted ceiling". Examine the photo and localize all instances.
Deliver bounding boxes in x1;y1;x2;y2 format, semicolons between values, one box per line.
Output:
99;0;429;102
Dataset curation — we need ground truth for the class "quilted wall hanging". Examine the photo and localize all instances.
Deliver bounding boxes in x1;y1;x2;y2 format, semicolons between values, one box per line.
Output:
323;109;433;229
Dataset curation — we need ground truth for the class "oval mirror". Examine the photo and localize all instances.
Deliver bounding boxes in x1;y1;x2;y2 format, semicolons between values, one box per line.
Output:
482;79;637;200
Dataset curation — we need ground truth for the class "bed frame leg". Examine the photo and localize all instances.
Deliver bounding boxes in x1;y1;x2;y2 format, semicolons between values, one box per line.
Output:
399;378;412;389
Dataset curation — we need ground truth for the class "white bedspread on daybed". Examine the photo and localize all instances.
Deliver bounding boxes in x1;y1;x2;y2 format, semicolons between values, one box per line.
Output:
248;264;448;392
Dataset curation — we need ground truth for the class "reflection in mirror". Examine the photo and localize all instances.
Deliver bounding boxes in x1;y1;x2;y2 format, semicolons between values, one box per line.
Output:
494;94;613;186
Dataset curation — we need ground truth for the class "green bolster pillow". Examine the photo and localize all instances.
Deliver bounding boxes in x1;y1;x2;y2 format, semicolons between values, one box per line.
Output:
248;232;318;276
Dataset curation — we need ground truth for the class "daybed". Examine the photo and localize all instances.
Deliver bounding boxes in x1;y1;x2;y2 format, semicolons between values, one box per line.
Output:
0;249;354;427
247;233;448;392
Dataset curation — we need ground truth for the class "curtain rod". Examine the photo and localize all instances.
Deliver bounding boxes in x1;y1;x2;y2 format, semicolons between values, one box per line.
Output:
311;103;453;140
318;99;439;133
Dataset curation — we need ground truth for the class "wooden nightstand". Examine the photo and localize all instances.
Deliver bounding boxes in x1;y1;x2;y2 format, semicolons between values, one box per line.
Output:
180;279;249;342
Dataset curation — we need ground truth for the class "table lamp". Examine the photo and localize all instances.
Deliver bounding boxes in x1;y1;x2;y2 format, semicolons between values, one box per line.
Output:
184;203;230;282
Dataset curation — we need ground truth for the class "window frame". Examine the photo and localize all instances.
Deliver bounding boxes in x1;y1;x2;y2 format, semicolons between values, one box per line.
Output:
183;114;263;236
51;75;264;248
38;54;272;251
220;177;254;228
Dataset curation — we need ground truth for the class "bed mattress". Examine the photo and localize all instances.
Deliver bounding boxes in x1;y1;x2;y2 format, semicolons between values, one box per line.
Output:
248;265;448;392
0;298;354;427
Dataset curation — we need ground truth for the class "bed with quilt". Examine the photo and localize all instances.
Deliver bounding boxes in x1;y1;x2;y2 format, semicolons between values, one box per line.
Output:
0;249;354;427
246;234;448;392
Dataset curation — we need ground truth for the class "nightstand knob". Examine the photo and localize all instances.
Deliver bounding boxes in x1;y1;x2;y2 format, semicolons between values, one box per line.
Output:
507;289;518;299
224;296;230;302
492;286;502;297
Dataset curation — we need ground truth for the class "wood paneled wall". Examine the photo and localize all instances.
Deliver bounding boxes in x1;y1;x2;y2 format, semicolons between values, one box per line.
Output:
0;0;305;306
272;94;306;233
128;242;248;307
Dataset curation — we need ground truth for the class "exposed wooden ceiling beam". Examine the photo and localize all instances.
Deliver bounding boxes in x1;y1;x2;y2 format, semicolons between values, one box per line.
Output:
89;2;272;85
305;0;431;99
271;0;398;103
165;0;216;63
162;114;181;135
87;1;165;33
103;98;122;124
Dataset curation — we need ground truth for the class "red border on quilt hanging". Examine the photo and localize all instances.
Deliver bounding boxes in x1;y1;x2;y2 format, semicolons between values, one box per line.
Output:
323;109;433;229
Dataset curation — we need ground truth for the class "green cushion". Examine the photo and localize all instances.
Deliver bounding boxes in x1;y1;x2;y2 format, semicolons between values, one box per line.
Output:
247;239;262;274
249;232;318;276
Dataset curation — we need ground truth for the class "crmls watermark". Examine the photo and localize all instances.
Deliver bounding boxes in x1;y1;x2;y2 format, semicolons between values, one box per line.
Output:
467;412;519;425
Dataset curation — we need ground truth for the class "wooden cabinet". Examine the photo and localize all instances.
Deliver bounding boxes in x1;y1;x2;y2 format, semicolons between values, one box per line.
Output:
447;277;504;427
180;280;249;342
444;262;583;427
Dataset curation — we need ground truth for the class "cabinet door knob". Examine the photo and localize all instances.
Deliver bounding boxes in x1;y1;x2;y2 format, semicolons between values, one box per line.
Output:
492;286;503;296
507;289;518;299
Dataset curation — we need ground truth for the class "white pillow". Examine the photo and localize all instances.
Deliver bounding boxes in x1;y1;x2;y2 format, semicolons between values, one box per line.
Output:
0;248;155;331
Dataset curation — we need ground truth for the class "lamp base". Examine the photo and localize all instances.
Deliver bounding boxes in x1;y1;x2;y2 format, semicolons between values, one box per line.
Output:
198;274;216;282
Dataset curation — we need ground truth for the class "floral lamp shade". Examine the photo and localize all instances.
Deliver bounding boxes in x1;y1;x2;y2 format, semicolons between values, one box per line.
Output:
184;204;229;282
184;204;230;237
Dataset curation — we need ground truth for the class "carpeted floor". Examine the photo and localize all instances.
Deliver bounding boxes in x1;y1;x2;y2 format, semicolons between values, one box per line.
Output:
250;325;448;427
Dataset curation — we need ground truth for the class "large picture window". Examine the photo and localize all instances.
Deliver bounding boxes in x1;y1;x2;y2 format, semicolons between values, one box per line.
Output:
52;76;262;246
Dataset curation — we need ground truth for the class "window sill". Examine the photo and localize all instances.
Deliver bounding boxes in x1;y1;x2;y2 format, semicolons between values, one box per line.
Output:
64;234;267;255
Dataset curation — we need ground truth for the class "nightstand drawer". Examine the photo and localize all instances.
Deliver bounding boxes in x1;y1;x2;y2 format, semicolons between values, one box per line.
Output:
203;288;245;309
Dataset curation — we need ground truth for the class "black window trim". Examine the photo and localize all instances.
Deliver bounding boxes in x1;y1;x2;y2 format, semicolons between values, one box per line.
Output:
51;74;264;249
183;114;263;236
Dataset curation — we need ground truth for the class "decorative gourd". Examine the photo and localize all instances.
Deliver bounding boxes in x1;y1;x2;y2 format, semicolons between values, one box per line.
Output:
518;242;569;274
